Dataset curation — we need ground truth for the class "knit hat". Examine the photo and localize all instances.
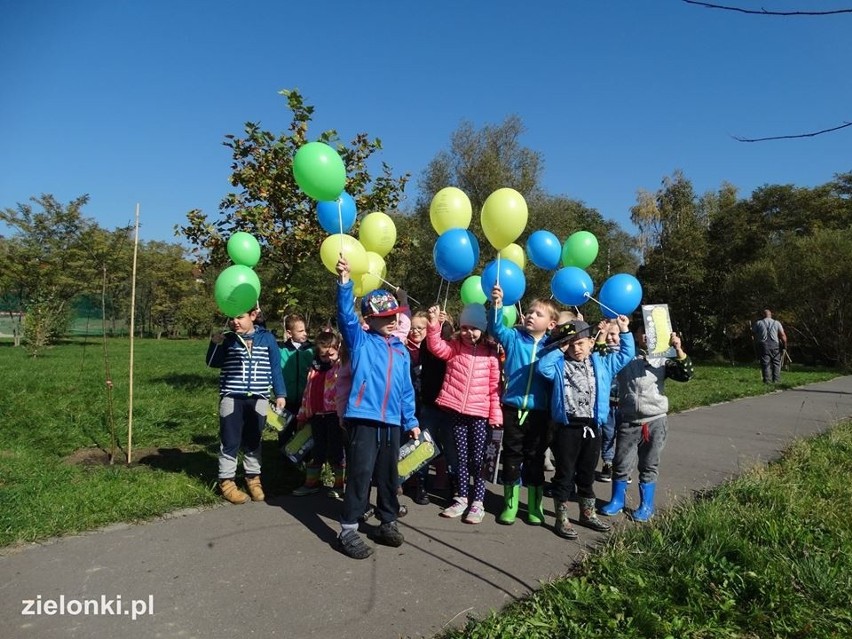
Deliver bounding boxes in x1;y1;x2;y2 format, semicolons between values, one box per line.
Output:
459;303;487;331
361;289;407;318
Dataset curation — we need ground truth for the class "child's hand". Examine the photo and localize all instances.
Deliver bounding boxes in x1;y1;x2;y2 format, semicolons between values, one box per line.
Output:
615;314;630;332
409;426;421;440
275;397;286;411
336;254;350;283
428;305;441;324
210;332;226;344
670;332;682;350
396;287;408;306
491;285;504;309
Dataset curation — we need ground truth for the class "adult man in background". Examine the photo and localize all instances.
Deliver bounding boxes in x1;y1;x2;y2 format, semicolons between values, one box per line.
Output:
752;308;788;384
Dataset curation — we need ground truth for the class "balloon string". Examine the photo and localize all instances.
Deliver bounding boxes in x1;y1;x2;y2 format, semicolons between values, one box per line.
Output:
435;278;445;305
584;292;619;317
443;284;449;313
337;198;344;254
495;253;501;288
377;276;421;308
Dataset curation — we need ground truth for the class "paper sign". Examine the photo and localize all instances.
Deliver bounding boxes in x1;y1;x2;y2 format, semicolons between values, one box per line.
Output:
641;304;676;358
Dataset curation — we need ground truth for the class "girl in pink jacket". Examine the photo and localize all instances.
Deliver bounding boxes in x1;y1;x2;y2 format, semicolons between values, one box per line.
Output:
426;303;502;524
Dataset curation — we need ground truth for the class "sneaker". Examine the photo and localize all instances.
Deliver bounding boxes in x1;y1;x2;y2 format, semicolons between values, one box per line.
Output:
359;506;375;522
327;487;342;499
373;521;404;547
440;498;468;518
414;486;430;506
598;463;613;483
398;504;408;518
219;479;250;504
292;484;320;496
336;530;373;559
463;501;485;524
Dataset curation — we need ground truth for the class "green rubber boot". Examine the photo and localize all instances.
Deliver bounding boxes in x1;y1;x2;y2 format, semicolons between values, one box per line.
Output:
498;483;520;525
527;485;545;525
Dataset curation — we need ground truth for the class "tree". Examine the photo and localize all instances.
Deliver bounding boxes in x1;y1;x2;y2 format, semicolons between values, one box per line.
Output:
631;171;712;353
0;195;130;354
177;89;410;326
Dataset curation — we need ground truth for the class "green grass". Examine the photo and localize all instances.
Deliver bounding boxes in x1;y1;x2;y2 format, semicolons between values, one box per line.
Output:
0;337;301;547
0;338;840;549
444;421;852;639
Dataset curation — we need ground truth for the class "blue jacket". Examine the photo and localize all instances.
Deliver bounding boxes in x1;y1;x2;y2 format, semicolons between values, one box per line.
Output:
206;325;286;399
337;281;418;430
487;306;550;411
537;332;635;426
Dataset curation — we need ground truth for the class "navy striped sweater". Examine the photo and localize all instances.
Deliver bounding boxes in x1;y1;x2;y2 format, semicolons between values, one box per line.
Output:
206;326;286;399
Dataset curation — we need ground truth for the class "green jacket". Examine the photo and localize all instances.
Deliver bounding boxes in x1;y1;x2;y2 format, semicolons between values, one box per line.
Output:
279;339;314;408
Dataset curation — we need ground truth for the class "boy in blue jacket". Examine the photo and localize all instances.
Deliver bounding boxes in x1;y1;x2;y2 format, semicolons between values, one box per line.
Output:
335;256;420;559
206;306;287;504
488;285;559;526
537;316;634;539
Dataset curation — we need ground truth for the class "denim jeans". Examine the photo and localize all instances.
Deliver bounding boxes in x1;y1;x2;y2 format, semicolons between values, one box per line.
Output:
600;406;618;464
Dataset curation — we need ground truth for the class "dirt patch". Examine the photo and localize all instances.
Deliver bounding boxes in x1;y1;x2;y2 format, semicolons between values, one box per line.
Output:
64;446;195;466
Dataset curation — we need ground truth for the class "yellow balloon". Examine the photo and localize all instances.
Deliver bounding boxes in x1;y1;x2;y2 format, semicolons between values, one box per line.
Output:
430;186;472;235
499;242;526;269
481;188;528;250
364;251;387;278
359;212;396;257
320;234;368;276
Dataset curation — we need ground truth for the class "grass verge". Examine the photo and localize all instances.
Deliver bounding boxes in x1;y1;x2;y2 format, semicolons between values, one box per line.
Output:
443;421;852;638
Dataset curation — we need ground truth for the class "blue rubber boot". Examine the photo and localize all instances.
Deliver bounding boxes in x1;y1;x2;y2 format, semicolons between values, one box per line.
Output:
631;482;657;522
599;479;628;516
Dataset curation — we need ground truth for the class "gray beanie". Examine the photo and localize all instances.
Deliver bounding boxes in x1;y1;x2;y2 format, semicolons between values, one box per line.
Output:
459;303;487;331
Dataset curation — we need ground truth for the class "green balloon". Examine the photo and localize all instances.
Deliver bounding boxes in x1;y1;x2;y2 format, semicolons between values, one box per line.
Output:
292;141;346;201
214;265;261;317
561;231;599;269
502;304;518;327
460;275;487;305
227;232;261;267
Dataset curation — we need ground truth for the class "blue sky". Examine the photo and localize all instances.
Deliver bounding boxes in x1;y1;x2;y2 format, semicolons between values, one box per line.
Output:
1;0;850;244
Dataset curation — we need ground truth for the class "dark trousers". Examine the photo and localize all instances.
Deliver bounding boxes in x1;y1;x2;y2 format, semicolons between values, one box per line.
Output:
341;419;400;526
550;423;601;502
307;413;345;468
500;406;552;486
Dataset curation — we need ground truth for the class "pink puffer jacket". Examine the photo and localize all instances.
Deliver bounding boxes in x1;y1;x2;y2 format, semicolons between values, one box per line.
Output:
426;323;502;424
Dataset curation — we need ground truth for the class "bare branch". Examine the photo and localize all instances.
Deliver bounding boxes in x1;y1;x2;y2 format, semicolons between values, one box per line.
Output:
682;0;852;15
732;121;852;142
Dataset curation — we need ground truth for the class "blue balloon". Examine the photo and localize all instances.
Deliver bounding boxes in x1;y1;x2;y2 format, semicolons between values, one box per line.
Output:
466;230;480;267
526;230;562;270
433;228;477;281
598;273;643;318
480;259;526;306
551;267;594;306
316;192;357;234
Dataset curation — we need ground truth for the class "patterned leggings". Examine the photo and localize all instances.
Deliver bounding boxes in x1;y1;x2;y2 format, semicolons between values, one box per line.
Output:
451;411;489;503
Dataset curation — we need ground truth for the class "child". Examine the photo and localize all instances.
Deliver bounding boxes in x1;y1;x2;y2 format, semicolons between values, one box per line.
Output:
279;313;314;452
292;329;345;497
488;285;559;526
334;256;420;559
206;306;287;504
599;321;694;521
426;303;502;524
596;320;622;482
537;317;634;539
404;311;432;505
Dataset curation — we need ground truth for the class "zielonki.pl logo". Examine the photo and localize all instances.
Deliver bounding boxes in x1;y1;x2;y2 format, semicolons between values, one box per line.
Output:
21;594;154;621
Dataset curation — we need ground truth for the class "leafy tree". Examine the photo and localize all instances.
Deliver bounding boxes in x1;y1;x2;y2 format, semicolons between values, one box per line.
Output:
177;89;410;326
0;195;130;354
631;171;712;353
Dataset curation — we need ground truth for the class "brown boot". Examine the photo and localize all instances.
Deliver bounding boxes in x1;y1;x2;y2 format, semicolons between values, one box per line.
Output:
220;479;250;504
245;476;265;502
